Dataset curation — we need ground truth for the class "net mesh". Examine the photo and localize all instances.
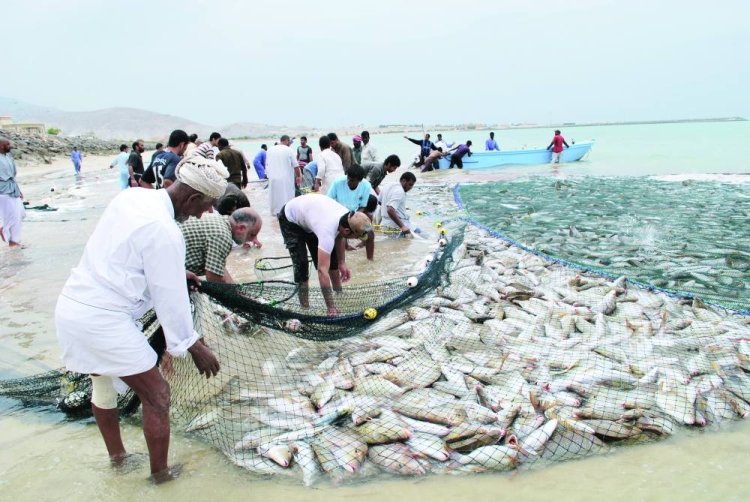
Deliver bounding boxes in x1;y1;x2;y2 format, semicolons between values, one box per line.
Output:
456;177;750;313
3;203;750;485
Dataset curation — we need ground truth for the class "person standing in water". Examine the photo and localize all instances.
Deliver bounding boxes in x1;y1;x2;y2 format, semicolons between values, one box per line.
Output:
55;156;227;483
0;137;24;248
547;130;570;164
71;147;83;175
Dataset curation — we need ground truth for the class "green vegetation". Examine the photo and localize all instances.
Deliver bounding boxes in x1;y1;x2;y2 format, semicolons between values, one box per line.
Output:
47;127;61;135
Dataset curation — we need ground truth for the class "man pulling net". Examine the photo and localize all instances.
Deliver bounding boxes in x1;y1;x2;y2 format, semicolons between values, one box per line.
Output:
54;153;229;483
278;194;372;315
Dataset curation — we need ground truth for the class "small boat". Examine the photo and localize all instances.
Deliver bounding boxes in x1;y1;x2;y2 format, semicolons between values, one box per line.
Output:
436;141;594;169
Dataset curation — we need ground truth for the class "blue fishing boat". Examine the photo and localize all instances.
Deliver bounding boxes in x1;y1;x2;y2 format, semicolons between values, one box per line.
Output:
436;141;594;169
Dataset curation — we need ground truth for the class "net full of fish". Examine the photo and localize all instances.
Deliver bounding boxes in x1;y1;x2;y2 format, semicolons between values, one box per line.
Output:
166;219;750;487
459;177;750;312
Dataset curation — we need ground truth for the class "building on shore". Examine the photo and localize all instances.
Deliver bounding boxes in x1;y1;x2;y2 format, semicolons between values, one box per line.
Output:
0;116;46;135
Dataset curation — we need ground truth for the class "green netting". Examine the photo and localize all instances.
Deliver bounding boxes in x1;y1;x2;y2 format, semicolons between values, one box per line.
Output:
457;177;750;313
4;190;750;486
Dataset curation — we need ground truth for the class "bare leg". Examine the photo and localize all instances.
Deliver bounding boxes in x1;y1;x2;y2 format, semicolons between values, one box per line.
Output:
298;281;310;308
91;404;127;463
120;367;173;481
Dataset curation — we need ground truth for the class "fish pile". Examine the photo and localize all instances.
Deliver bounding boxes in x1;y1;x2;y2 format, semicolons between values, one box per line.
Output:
459;177;750;311
175;222;750;486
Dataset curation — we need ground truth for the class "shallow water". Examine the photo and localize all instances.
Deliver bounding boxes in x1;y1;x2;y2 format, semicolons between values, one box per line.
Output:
2;123;750;500
458;176;750;311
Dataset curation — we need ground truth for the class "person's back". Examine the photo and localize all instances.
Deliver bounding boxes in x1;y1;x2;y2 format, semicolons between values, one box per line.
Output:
317;148;344;194
142;150;181;189
217;147;246;187
180;212;233;278
266;143;295;180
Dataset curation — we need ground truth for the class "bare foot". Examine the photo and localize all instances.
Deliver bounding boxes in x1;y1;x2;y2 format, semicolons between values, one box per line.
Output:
111;452;147;473
149;463;183;485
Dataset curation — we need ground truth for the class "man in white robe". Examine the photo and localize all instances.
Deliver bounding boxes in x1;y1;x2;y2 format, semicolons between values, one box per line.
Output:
265;135;300;216
55;154;229;483
314;134;344;195
0;137;24;247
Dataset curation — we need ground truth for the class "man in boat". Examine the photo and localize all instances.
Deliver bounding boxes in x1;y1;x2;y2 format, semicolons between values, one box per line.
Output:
421;147;446;172
485;132;500;151
55;155;228;483
547;130;570;164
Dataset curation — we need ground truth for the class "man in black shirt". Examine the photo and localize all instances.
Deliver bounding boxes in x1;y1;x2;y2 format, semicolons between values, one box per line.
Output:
127;140;145;186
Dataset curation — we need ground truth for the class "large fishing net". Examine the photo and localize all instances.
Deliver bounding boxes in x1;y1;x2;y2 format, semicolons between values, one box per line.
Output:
3;182;750;485
457;176;750;313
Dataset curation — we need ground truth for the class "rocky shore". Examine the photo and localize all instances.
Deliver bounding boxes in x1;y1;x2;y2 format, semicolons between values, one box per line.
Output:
0;128;123;165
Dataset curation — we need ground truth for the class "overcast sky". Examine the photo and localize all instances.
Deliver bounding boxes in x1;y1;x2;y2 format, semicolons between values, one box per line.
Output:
2;0;748;127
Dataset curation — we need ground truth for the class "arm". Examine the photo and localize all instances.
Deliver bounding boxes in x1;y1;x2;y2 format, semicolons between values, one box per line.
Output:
141;226;202;356
404;136;421;146
563;140;570;148
316;249;338;314
205;269;234;284
308;149;313;162
547;141;554;151
386;205;410;234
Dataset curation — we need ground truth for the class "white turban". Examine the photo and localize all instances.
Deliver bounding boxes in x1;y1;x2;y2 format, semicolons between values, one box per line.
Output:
175;155;229;199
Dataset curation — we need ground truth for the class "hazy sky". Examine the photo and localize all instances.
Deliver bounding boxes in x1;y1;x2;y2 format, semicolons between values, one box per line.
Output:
3;0;749;127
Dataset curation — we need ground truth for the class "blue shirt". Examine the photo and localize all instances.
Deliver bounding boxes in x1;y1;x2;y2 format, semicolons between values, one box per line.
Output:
327;176;372;211
253;149;266;169
71;150;82;163
306;161;318;178
485;138;499;151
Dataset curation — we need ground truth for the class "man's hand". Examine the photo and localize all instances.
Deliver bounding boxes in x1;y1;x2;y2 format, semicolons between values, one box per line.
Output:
338;263;352;282
400;225;411;235
296;175;302;187
188;340;220;378
243;238;263;249
186;271;200;292
327;306;341;316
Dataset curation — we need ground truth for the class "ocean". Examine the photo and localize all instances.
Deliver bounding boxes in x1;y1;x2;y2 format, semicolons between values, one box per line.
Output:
1;120;749;501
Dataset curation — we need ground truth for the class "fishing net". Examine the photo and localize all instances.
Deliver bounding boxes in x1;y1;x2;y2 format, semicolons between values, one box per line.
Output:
4;182;750;485
166;226;750;483
457;177;750;313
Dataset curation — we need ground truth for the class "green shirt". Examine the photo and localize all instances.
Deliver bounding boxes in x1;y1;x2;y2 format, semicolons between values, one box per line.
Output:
180;213;233;277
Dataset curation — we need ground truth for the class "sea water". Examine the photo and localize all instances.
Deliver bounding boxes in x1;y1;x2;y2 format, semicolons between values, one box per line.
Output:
1;121;749;501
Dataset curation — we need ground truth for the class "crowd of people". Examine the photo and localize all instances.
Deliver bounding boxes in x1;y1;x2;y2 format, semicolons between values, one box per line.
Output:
0;126;573;482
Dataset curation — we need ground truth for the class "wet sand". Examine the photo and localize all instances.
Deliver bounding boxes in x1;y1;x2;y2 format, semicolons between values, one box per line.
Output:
1;155;749;500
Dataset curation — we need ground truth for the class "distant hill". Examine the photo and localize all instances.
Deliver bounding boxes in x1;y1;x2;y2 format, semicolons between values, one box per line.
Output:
0;96;293;141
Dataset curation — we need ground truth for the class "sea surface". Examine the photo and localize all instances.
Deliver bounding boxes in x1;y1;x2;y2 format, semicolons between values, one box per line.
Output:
1;121;749;501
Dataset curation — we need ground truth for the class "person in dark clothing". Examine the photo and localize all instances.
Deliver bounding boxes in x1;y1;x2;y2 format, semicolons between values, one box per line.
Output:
126;140;145;185
448;141;473;169
215;138;248;189
403;134;436;168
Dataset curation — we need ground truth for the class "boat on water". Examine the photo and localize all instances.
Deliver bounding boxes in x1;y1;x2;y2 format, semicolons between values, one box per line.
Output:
435;141;594;169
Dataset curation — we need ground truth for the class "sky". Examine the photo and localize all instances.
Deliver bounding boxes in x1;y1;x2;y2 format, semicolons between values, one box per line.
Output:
2;0;749;127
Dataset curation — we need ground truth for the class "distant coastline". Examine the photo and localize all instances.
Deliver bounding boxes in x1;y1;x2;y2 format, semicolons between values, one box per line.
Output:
366;116;747;137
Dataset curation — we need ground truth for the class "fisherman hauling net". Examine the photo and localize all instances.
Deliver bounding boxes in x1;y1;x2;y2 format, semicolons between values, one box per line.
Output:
4;220;750;486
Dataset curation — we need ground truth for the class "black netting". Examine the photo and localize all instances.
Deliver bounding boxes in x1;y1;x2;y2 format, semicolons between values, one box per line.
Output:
4;222;750;485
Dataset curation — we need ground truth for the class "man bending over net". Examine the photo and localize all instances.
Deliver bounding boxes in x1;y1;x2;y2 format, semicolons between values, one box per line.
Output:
55;155;227;483
278;194;372;315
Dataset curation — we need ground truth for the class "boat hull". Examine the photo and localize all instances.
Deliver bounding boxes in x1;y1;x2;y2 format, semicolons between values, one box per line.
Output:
436;141;593;169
